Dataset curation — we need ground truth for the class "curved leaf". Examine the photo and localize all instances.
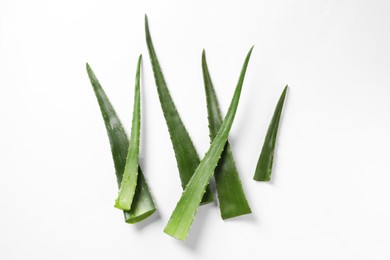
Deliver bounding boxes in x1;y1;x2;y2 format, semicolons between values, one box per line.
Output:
254;86;288;181
145;15;214;204
114;55;142;210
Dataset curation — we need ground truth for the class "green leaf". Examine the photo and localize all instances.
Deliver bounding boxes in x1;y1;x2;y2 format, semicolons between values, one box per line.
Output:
253;86;288;181
145;15;214;204
114;55;142;211
202;50;252;219
86;62;156;223
164;47;254;240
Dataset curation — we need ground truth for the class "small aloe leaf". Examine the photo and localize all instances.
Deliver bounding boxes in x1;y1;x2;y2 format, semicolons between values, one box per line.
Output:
86;63;156;223
114;55;142;211
253;86;288;181
202;50;252;219
145;15;214;204
164;47;254;240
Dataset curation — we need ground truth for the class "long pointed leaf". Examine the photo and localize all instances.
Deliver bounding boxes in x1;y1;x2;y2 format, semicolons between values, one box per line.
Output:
145;15;214;204
86;63;156;223
253;86;288;181
164;47;254;240
202;50;251;219
114;55;142;210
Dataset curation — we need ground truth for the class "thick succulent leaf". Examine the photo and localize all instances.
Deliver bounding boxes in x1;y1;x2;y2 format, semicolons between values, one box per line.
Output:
86;63;156;223
114;55;142;210
145;15;214;204
202;50;252;219
253;86;288;181
164;47;253;240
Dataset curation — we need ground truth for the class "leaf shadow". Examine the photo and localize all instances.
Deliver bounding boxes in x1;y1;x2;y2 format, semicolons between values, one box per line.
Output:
134;210;162;231
139;59;148;161
133;61;162;232
224;211;258;224
174;204;214;251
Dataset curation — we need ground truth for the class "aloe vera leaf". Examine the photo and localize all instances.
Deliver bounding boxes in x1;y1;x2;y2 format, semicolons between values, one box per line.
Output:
86;63;156;223
145;15;214;204
114;55;142;210
164;47;254;240
202;50;252;219
253;86;288;181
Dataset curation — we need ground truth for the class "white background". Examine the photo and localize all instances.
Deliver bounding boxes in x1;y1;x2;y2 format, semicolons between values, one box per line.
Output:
1;0;390;259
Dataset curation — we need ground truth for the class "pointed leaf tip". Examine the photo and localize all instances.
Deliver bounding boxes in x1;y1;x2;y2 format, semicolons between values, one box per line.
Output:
86;63;91;72
145;15;149;27
248;45;254;55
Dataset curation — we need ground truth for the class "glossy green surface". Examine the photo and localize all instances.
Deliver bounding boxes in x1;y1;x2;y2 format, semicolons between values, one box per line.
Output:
202;50;252;219
114;56;142;211
164;47;253;240
145;15;214;204
86;63;156;223
254;86;288;181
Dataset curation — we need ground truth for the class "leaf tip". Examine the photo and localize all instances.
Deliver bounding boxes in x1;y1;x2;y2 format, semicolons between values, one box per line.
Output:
86;62;91;72
202;49;207;66
281;85;288;99
145;14;149;29
244;45;254;63
202;48;207;63
86;63;95;80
